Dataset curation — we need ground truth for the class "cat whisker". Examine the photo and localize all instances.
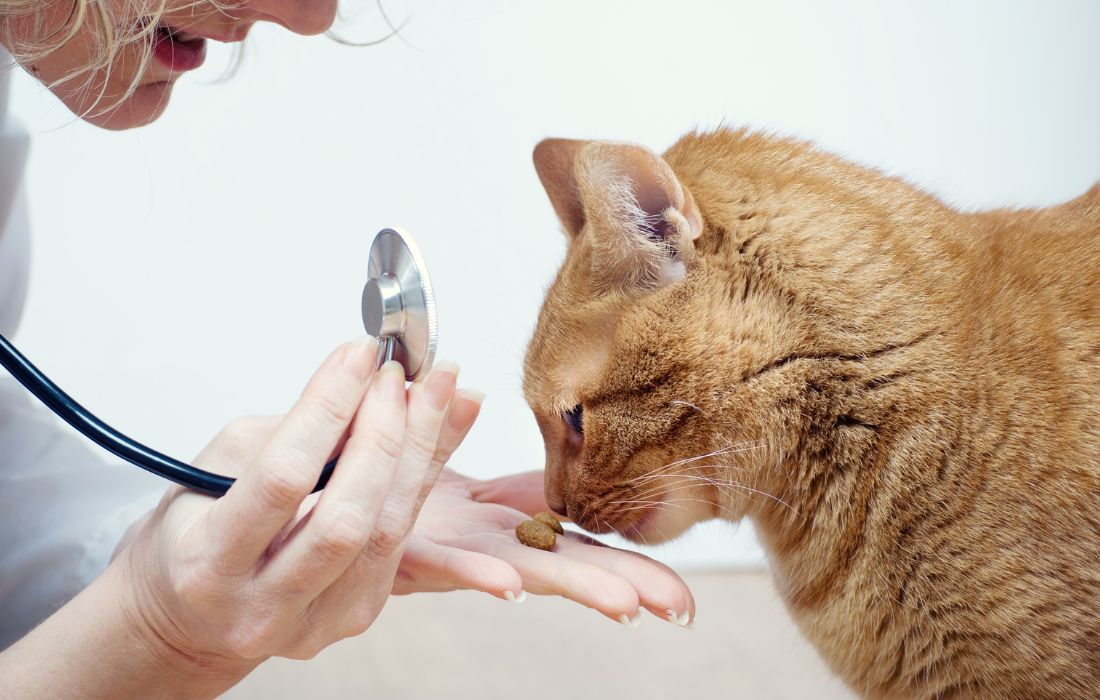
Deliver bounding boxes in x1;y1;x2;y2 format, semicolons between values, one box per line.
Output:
648;442;758;472
629;456;756;486
611;502;680;514
624;461;761;501
624;477;713;502
659;497;747;521
669;399;705;414
623;478;728;504
607;499;688;512
620;462;765;506
707;481;802;518
590;510;657;548
615;494;745;522
626;443;763;485
629;472;801;518
626;467;757;500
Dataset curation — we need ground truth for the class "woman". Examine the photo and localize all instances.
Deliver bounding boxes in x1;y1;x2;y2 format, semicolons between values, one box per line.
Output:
0;1;695;696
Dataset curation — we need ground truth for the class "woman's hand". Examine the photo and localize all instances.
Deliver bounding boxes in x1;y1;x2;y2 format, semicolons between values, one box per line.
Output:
394;469;696;627
117;339;480;678
1;338;484;699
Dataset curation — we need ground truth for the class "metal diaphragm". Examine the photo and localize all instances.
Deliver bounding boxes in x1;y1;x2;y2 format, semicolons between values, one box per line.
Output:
361;227;438;382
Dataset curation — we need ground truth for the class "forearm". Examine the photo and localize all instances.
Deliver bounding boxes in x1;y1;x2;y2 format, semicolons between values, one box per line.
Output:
0;558;259;699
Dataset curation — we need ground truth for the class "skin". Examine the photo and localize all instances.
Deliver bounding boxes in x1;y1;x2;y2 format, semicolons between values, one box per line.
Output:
0;2;697;697
7;0;339;129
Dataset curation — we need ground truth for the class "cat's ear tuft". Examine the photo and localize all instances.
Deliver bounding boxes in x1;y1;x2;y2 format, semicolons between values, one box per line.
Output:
575;142;704;291
533;138;589;237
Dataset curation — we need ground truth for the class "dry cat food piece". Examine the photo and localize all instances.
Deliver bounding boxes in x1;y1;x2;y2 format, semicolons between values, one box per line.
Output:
533;511;564;535
515;519;556;550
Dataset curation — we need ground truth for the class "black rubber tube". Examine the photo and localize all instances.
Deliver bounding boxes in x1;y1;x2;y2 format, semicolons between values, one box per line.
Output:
0;333;335;497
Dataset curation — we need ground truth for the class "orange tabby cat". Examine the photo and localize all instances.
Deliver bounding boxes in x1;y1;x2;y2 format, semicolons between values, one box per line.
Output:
523;131;1100;698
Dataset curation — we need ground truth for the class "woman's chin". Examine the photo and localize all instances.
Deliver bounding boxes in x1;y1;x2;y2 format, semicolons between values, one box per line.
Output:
68;81;174;130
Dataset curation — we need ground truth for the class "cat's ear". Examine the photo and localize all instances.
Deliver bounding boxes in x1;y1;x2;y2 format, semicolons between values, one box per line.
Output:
533;138;589;237
533;138;703;291
575;141;704;291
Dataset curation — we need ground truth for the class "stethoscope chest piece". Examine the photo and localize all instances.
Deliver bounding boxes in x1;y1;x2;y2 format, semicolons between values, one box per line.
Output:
361;227;437;381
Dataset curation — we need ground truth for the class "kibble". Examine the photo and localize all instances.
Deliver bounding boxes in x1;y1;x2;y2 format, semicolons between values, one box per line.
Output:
533;512;564;535
515;519;556;550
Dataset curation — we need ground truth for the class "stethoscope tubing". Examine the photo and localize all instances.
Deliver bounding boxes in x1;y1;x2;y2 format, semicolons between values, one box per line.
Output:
0;333;335;497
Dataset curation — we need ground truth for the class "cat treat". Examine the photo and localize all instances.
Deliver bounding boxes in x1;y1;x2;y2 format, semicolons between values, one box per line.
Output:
515;518;557;550
533;511;564;535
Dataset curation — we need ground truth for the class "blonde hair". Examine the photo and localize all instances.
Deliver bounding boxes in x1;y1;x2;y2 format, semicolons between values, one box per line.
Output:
0;0;239;117
0;1;396;118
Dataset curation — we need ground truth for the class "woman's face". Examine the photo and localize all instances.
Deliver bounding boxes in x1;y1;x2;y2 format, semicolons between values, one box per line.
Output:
7;0;337;130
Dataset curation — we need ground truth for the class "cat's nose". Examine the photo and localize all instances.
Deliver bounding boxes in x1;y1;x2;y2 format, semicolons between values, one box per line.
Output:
545;488;568;518
544;464;569;517
544;481;568;517
548;498;568;518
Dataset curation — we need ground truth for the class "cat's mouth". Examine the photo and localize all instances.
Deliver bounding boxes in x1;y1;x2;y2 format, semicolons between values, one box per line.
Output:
569;475;720;544
570;494;697;545
617;507;661;541
573;502;660;540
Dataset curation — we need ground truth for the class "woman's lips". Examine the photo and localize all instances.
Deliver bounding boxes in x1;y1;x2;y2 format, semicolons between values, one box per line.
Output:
152;24;207;72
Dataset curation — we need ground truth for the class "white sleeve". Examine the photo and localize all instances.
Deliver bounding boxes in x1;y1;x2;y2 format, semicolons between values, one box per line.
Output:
0;374;166;650
0;56;165;651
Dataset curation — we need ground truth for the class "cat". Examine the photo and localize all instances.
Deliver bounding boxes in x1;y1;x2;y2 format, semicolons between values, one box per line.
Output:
522;131;1100;699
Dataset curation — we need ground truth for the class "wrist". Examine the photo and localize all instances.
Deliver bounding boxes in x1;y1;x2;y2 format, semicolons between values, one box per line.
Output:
0;552;263;699
107;551;262;695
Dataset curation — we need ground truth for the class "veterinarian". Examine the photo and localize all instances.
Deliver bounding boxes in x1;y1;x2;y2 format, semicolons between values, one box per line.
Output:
0;2;693;696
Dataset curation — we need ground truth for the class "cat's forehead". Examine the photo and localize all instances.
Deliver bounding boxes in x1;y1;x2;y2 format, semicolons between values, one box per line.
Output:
523;286;618;413
524;271;681;413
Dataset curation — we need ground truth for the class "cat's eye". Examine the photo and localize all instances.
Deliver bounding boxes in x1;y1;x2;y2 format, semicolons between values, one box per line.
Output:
563;404;584;435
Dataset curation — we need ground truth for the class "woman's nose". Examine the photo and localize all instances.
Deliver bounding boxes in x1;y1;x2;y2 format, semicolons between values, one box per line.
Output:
244;0;338;36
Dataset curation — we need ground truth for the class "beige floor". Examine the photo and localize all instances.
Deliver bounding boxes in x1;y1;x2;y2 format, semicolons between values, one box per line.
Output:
223;570;855;700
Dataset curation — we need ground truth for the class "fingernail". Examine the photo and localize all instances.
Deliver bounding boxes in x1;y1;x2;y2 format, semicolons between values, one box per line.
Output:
380;359;405;379
617;611;642;628
424;360;459;412
343;336;379;378
447;388;485;431
504;590;526;603
456;388;486;406
375;360;406;398
666;609;691;627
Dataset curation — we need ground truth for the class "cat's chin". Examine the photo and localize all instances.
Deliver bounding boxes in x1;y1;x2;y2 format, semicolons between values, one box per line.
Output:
610;499;713;545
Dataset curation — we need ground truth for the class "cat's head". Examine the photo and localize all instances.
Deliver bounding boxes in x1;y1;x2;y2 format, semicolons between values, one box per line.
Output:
523;137;790;544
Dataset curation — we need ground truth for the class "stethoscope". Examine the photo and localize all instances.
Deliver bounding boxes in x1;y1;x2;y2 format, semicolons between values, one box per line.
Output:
0;227;437;497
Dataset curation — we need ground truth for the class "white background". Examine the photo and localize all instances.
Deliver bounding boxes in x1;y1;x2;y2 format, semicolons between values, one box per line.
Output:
9;0;1100;568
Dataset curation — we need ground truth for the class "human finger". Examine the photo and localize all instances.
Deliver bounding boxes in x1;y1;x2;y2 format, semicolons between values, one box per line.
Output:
550;537;695;625
411;387;484;506
371;360;459;540
297;363;462;627
468;470;556;518
260;360;408;600
205;337;379;573
446;532;642;625
392;539;524;598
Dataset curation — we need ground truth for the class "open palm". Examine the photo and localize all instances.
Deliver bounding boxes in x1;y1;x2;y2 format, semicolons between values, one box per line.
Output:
394;469;695;626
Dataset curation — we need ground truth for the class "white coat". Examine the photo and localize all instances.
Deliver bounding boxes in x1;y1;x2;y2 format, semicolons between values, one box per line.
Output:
0;55;163;650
